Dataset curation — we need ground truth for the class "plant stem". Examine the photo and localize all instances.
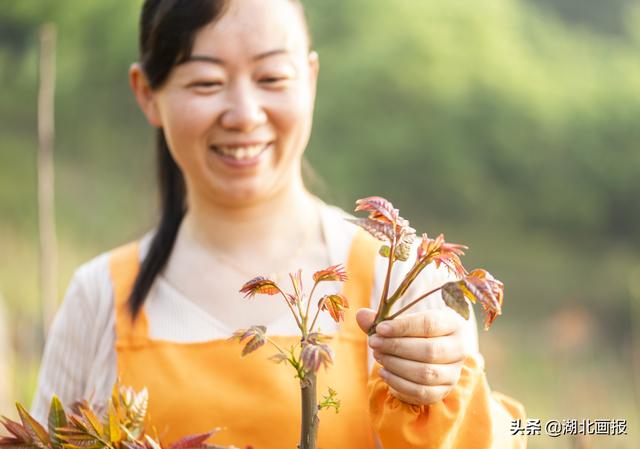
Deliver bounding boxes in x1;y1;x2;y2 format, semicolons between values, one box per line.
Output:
368;300;392;335
298;371;318;449
296;300;307;337
266;337;287;355
386;285;443;320
303;281;319;332
308;308;321;334
278;288;304;332
379;238;396;304
387;257;429;306
372;237;397;328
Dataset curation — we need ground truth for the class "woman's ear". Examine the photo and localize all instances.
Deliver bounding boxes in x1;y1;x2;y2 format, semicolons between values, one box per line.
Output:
129;63;162;127
308;50;319;100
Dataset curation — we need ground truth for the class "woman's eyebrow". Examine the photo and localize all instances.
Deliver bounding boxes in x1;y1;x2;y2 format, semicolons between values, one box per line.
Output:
185;49;289;65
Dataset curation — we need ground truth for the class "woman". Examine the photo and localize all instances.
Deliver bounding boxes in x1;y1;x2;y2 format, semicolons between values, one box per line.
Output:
32;0;525;447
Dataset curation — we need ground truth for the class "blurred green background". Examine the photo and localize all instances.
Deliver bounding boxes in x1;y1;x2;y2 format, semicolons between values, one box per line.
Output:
1;0;639;447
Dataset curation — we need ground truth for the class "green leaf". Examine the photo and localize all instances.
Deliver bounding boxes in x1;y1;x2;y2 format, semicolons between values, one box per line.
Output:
442;282;470;320
144;435;161;449
318;387;341;413
79;408;102;437
104;404;120;444
126;388;147;438
394;242;411;261
378;245;391;258
118;425;136;442
55;428;99;447
16;404;49;449
268;353;288;364
48;396;69;449
66;416;89;434
120;442;145;449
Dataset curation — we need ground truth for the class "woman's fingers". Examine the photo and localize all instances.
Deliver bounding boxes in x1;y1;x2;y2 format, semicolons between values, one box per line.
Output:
367;310;469;405
374;351;463;386
375;309;462;338
355;308;377;333
369;334;466;363
378;367;454;406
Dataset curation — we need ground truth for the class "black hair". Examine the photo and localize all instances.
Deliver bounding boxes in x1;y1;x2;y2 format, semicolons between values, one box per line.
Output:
128;0;228;318
128;0;311;319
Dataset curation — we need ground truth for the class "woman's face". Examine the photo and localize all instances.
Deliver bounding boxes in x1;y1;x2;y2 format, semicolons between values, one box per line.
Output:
144;0;318;207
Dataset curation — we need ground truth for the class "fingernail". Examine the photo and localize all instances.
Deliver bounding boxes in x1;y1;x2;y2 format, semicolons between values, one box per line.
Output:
379;368;388;379
369;335;382;349
376;322;392;335
373;350;382;362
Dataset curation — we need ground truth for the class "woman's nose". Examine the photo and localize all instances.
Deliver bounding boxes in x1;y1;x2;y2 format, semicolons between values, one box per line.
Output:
220;82;267;132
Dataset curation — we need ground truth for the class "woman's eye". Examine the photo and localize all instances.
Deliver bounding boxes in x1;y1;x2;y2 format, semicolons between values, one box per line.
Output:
260;76;290;86
188;81;223;91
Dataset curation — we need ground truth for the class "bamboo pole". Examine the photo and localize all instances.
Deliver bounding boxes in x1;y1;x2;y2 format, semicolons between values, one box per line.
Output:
0;292;12;415
38;23;58;335
629;265;640;421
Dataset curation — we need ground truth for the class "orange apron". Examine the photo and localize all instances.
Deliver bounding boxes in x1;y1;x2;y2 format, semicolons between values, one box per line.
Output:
110;230;379;449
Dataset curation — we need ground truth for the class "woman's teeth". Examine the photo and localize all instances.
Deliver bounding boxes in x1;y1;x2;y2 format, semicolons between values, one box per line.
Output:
212;144;267;160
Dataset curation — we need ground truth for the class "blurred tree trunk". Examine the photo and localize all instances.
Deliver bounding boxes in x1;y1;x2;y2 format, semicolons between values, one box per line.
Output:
38;23;58;335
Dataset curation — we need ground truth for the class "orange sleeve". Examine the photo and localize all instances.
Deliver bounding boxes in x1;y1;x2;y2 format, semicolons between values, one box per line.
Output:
368;355;527;449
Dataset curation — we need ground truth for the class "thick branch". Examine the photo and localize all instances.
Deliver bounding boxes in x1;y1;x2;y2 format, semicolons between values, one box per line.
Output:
298;372;319;449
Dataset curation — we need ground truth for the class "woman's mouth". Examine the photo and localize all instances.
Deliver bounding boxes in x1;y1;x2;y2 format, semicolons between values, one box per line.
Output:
209;142;273;167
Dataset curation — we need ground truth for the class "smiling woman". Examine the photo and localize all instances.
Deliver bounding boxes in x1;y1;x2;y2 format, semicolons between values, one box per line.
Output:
30;0;525;448
131;0;317;208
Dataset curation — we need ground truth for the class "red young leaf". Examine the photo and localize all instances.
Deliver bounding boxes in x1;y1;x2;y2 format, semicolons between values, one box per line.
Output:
0;441;39;449
312;264;348;283
306;332;332;345
354;196;399;225
16;404;49;449
395;217;415;243
168;429;221;449
239;277;280;299
1;386;238;449
300;343;334;373
0;417;31;442
289;269;303;302
347;218;394;242
354;197;414;243
229;325;267;356
441;282;470;320
284;293;298;305
318;294;349;322
460;269;504;330
417;233;467;277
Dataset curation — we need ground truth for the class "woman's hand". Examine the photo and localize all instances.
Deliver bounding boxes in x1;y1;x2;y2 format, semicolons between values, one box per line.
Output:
356;308;468;406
